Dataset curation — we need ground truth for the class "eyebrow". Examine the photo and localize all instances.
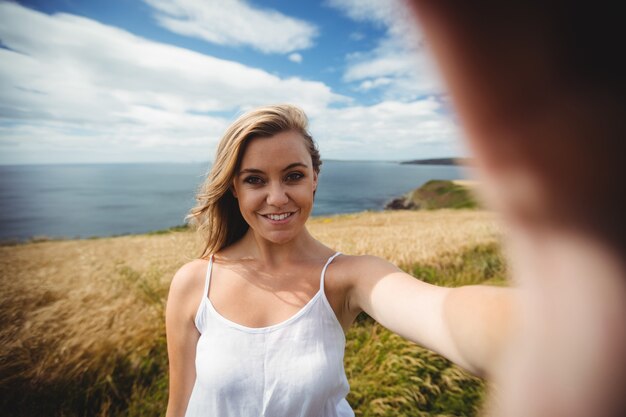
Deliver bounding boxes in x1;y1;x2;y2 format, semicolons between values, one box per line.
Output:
238;162;308;175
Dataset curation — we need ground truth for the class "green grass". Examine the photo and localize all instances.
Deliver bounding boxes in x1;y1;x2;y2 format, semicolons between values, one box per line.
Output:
407;243;507;287
345;322;485;417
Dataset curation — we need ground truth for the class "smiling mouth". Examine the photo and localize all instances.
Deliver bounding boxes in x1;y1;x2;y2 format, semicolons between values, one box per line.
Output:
261;212;295;221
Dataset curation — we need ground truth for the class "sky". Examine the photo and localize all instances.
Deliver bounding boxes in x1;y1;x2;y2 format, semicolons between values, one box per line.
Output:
0;0;465;164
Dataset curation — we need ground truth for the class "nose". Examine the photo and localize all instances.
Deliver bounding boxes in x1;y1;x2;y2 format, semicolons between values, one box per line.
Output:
266;182;289;207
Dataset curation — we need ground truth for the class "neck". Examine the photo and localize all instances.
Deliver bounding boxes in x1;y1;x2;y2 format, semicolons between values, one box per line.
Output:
237;227;323;267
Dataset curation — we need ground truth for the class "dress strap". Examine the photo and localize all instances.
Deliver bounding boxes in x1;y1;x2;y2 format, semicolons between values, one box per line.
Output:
194;254;214;333
320;252;342;289
203;254;214;299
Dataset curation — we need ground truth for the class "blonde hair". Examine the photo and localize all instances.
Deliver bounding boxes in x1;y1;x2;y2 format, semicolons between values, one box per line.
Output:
187;104;322;259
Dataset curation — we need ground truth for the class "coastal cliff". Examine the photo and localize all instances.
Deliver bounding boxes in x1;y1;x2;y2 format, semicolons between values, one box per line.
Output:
385;179;479;210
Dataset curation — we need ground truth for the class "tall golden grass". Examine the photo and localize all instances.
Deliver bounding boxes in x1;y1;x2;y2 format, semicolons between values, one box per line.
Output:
309;210;501;266
0;209;503;416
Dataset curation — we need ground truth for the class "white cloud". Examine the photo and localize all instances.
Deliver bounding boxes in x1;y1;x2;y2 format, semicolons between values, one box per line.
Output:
327;0;444;100
346;53;415;81
311;98;462;160
326;0;398;26
357;77;392;91
288;53;303;63
0;2;345;164
0;2;461;164
142;0;318;54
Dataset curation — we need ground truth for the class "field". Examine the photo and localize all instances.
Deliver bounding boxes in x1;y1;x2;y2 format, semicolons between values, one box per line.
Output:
0;209;505;416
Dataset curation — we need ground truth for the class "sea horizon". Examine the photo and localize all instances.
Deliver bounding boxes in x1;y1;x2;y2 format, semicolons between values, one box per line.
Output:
0;161;469;242
0;156;466;167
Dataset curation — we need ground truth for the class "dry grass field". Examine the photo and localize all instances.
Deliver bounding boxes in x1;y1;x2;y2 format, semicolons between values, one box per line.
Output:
309;210;501;266
0;209;504;416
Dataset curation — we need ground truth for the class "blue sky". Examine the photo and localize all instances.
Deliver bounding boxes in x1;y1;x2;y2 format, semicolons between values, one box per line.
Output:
0;0;464;164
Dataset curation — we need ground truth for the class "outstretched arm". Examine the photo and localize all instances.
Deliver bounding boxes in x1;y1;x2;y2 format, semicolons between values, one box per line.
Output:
404;2;626;416
347;256;519;378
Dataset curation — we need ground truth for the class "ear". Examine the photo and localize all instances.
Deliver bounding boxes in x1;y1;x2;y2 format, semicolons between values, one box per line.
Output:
231;184;238;199
312;171;318;192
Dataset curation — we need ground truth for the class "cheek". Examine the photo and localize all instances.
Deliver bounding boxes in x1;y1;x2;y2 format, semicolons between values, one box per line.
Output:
294;187;315;207
236;190;262;212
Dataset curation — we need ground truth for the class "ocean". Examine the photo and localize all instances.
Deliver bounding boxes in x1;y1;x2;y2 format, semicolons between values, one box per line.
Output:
0;161;467;241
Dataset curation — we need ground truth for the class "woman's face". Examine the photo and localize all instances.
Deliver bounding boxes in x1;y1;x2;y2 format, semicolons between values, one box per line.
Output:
232;130;318;245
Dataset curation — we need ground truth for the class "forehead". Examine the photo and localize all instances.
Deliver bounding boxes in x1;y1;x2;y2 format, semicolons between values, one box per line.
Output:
239;130;311;168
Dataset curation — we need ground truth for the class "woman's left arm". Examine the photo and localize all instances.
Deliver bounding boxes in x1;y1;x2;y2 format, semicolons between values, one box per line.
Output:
346;255;520;378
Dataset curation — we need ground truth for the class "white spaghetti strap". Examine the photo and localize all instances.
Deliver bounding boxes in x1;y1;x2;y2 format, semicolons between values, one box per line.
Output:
320;252;342;289
194;255;214;333
203;254;214;299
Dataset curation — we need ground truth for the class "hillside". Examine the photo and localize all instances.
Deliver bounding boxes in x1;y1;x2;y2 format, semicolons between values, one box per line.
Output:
385;180;480;211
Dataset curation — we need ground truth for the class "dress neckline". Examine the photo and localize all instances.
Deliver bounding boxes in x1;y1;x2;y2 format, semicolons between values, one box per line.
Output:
203;252;341;334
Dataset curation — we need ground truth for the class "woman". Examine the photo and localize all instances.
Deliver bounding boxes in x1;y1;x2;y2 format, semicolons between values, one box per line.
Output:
165;104;517;417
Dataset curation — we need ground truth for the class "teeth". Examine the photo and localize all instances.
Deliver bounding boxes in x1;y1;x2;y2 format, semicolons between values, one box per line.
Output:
266;212;292;221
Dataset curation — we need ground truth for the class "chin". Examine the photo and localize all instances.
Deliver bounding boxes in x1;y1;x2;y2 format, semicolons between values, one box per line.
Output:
264;232;298;245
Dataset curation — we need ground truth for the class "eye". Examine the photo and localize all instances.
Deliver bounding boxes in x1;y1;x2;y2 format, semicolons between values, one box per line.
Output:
285;172;304;182
243;175;264;185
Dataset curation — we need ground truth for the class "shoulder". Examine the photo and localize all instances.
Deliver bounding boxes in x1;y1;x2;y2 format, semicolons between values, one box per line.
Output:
330;254;401;284
167;259;210;314
326;254;408;320
170;258;209;292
